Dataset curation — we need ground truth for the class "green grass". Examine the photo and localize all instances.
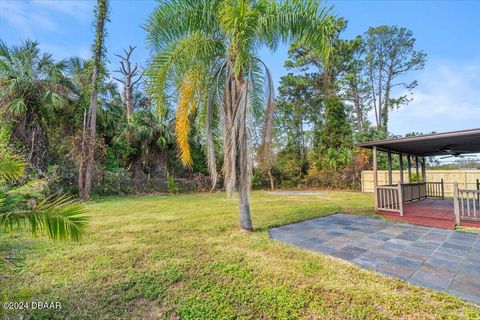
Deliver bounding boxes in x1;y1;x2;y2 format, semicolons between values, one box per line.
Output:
1;191;479;319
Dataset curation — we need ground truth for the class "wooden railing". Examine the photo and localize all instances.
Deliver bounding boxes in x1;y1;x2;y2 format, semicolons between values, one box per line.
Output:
401;183;427;202
376;184;403;215
454;183;480;225
376;180;445;216
426;179;445;199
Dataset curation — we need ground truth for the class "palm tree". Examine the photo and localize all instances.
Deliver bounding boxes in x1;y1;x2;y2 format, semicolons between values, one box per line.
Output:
79;0;109;200
146;0;335;230
0;152;87;241
118;109;173;175
0;40;72;172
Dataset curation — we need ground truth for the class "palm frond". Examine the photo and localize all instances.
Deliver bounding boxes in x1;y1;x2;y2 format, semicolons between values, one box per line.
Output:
175;68;202;167
256;58;275;170
0;153;25;182
28;195;88;241
145;0;221;51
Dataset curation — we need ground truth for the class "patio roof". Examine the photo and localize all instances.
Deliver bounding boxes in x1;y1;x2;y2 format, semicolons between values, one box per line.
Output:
356;128;480;157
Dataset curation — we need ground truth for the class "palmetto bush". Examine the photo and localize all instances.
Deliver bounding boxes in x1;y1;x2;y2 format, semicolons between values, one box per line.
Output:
0;152;87;241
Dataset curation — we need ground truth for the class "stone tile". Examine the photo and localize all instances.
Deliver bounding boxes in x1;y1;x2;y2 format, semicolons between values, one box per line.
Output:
353;250;394;268
410;267;454;291
420;232;449;244
269;213;480;305
322;238;352;249
330;249;358;261
299;238;327;249
442;242;472;252
424;256;461;270
368;232;395;241
399;244;435;257
343;226;360;231
411;240;440;250
354;238;385;250
435;246;470;258
342;245;368;256
388;256;423;269
378;242;408;253
397;249;430;263
326;231;345;237
449;272;480;297
458;257;480;276
383;226;409;235
395;231;425;241
445;237;475;247
376;262;417;280
450;232;478;242
343;231;368;241
387;238;414;247
331;245;368;261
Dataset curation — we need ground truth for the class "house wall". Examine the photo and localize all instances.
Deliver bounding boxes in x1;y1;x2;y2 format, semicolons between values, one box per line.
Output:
361;170;480;196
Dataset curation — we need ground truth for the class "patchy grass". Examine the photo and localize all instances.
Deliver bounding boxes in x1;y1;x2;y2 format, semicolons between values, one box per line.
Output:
1;191;479;319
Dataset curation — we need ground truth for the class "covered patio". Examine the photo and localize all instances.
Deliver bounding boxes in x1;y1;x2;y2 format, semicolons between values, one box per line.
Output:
358;128;480;229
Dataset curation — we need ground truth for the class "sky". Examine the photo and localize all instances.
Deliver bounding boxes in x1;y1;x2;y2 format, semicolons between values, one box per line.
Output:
1;0;479;136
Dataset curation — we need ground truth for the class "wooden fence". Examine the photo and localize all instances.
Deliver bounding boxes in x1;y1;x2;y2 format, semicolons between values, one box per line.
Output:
362;170;480;196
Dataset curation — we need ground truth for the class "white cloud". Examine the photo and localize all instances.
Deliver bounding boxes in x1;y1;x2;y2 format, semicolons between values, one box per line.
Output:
374;59;480;135
0;0;93;35
32;0;93;23
1;1;56;33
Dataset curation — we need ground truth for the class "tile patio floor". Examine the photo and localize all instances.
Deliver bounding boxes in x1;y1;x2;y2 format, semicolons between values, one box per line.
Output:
270;213;480;305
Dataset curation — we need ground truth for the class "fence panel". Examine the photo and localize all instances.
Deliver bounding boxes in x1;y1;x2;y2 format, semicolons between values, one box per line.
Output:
362;170;480;196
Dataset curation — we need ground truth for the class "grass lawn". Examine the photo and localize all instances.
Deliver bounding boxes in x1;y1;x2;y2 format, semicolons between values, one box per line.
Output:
2;191;480;319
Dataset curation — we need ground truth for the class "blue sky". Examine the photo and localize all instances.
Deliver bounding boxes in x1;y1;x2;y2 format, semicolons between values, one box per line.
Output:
1;0;479;136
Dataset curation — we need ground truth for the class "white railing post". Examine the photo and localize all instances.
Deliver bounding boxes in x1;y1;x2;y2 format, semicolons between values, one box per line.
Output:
454;182;460;226
398;182;404;217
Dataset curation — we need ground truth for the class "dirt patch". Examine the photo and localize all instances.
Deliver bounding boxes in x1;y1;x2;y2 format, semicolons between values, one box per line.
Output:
266;191;327;196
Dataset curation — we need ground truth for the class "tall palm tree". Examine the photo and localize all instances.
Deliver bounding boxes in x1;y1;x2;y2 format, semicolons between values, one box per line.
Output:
0;40;72;172
79;0;109;200
0;152;87;241
146;0;335;230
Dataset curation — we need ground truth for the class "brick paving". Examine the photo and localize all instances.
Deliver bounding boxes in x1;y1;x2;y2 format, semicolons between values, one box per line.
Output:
270;213;480;304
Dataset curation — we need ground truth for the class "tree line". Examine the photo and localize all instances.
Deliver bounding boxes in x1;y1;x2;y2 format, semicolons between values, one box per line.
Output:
0;0;425;232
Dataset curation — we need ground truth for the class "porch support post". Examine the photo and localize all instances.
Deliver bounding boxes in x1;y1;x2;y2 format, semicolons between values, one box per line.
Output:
387;151;392;185
407;155;412;183
373;146;378;210
454;182;460;226
399;153;404;184
415;156;419;183
422;157;426;183
398;181;404;216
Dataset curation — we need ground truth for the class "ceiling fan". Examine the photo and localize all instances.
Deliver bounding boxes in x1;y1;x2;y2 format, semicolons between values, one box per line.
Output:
438;145;478;159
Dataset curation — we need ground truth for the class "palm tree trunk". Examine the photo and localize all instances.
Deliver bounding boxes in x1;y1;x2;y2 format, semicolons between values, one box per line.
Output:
223;73;253;231
235;78;253;231
79;0;108;200
238;182;252;230
78;110;87;198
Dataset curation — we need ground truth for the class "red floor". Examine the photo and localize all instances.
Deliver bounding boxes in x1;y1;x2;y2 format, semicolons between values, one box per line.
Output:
378;199;480;229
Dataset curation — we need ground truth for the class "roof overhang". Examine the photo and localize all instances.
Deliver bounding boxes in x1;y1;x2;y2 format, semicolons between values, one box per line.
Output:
356;128;480;157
